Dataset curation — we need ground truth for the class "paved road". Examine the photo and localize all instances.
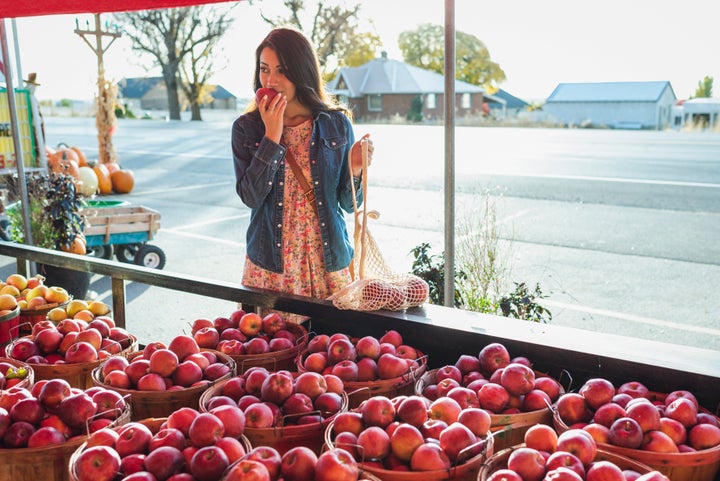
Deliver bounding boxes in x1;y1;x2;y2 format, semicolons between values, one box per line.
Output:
2;115;718;352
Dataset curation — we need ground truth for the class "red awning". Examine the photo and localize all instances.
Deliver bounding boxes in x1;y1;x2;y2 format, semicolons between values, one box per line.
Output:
1;0;235;18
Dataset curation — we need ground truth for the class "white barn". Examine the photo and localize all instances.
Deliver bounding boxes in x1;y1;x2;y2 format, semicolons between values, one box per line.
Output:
543;81;677;129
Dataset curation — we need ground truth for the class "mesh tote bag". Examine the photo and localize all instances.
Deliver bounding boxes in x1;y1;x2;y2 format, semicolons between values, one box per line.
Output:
328;140;429;311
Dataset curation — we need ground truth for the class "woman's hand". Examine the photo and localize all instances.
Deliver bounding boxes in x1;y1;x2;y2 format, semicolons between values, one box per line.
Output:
350;133;373;177
259;93;287;144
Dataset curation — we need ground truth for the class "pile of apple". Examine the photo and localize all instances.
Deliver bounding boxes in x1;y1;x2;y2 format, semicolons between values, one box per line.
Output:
203;367;345;428
190;309;302;357
44;297;112;323
359;276;429;310
485;424;671;481
0;378;128;449
7;315;135;365
98;334;232;391
222;444;373;481
555;378;720;454
419;342;563;414
299;329;424;382
0;359;31;389
71;405;248;481
0;273;50;310
329;393;493;472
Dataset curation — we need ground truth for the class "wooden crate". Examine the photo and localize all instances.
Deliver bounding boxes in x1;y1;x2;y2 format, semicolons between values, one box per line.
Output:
82;205;161;246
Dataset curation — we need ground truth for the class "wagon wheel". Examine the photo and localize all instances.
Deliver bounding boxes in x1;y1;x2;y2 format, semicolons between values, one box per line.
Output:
114;243;140;263
86;244;113;260
134;244;166;270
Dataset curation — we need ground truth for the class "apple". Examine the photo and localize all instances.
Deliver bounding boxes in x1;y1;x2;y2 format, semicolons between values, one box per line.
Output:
92;389;126;420
327;338;357;364
487;470;524;481
268;337;294;352
608;417;643;449
259;371;294;405
583;422;611;444
478;342;510;375
523;389;553;412
45;285;70;304
293;371;327;400
578;377;615;409
387;423;424;462
194;327;220;349
410;442;451;471
396;395;429;427
189;445;230;481
283;392;315;418
209;404;246;438
37;378;72;411
280;445;318;481
439;421;479;462
435;364;463;384
260;312;286;336
237;395;261;411
34;327;64;355
215;436;247;463
314;391;343;417
223;459;271;481
213;316;234;333
238;312;263;336
360;395;395;428
333;411;365;436
355;336;381;360
74;445;122;481
521;423;557;453
545;450;585;478
428;396;462;425
664;390;699;409
9;338;40;362
172;360;203;387
396;344;417;360
664;397;698;428
626;400;662;433
585;460;625;481
244;402;275;428
642;430;680;453
256;87;279;104
166;407;199;436
315;447;359;481
507;446;546;481
145;445;185;480
188;412;224;447
59;392;98;430
10;397;44;425
688;423;720;450
204;362;231;381
659;416;687;445
324;374;344;394
26;425;65;448
556;392;593;425
477;382;510;413
593;402;627;428
377;353;410;379
379;329;403;347
454;354;481;375
617;381;650;399
190;317;215;334
244;337;270;355
355;425;391;460
76;328;103;350
499;362;535;396
557;428;598;466
303;352;328;373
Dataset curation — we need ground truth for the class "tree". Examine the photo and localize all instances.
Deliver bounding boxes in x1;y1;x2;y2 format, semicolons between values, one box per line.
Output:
114;5;235;121
693;75;713;98
258;0;381;79
398;23;506;89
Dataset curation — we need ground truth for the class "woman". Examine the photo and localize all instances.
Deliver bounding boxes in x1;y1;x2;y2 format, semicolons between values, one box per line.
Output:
231;27;373;317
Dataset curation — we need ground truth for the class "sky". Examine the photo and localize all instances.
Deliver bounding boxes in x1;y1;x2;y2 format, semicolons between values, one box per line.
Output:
5;0;720;104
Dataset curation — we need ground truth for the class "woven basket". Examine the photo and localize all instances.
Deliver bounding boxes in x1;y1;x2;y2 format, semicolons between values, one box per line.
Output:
416;368;563;452
229;322;309;374
92;349;236;421
68;416;252;481
0;396;130;481
325;419;494;481
5;334;138;390
0;305;21;345
476;443;655;480
18;300;70;336
552;403;720;481
200;376;349;456
297;350;428;408
0;356;34;389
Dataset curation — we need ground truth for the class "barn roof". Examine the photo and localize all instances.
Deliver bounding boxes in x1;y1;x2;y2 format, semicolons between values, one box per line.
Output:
546;81;675;103
328;55;483;97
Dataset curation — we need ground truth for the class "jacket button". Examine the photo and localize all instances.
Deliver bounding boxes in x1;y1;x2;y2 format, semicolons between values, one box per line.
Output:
278;202;282;206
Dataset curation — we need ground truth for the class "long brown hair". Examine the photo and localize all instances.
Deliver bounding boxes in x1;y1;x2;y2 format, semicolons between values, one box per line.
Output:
249;27;347;116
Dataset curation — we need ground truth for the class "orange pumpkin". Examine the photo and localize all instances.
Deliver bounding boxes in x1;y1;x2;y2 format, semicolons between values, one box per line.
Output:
110;169;135;194
48;150;81;180
93;164;113;195
61;235;87;255
71;146;88;167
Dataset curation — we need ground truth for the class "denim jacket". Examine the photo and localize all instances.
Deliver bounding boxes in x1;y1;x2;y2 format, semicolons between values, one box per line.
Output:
232;109;363;274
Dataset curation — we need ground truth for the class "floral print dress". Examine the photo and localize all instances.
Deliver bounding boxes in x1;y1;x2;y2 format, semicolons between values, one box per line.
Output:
242;118;351;321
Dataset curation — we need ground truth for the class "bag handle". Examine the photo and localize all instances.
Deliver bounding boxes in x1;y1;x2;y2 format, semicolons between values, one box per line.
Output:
349;139;372;280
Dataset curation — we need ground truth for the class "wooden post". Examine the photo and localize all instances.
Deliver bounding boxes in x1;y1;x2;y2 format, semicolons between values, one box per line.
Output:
74;14;121;165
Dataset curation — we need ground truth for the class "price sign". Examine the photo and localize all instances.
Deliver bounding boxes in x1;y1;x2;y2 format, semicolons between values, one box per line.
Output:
0;88;39;171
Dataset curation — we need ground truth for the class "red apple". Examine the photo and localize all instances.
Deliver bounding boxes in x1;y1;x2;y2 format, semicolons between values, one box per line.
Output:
355;336;381;360
688;423;720;450
664;397;698;428
244;337;270;355
593;402;627;428
436;364;463;384
59;392;97;430
389;423;424;462
579;377;616;409
535;376;563;402
357;425;391;460
173;359;204;387
261;312;286;336
557;428;597;466
246;446;282;480
259;371;294;405
360;395;395;428
283;392;315;418
608;417;643;449
244;402;275;428
583;423;611;444
545;450;586;478
409;442;451;471
478;342;510;375
166;407;199;436
149;427;186;451
209;404;246;438
189;445;230;481
215;436;247;463
428;396;463;425
627;400;662;433
642;430;680;453
188;412;224;447
544;467;584;481
487;470;524;481
500;362;535;396
238;313;263;337
332;411;365;436
314;391;343;417
556;392;592;425
280;445;318;481
396;395;429;427
617;381;650;399
145;445;185;480
507;446;546;481
315;447;359;481
74;445;122;481
116;422;153;457
664;390;699;409
585;460;625;481
377;353;410;379
65;341;99;363
194;327;221;349
524;423;558;453
477;382;510;413
439;421;479;462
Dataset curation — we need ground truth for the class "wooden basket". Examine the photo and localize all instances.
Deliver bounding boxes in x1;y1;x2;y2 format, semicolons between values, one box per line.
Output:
68;416;252;481
552;405;720;481
199;376;348;456
17;301;70;335
0;305;20;345
230;322;309;374
92;349;236;421
297;350;428;409
5;334;138;390
416;368;562;452
325;419;494;481
476;443;655;480
0;356;34;389
0;397;130;481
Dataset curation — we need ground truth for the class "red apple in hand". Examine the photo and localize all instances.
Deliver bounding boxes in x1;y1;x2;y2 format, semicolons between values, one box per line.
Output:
256;87;279;105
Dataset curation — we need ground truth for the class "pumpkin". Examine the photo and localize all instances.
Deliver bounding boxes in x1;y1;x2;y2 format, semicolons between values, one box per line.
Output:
78;166;99;196
111;169;135;194
61;235;87;255
71;146;88;167
93;163;113;195
48;151;81;180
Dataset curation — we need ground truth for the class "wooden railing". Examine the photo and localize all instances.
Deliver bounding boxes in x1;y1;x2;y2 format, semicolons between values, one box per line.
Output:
1;241;719;410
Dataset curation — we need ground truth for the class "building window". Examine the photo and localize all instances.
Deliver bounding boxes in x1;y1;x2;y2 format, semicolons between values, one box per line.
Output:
461;93;471;109
426;94;436;109
368;95;382;112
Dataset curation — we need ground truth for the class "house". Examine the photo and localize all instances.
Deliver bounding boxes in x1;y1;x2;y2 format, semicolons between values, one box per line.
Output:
486;88;530;118
118;77;237;112
327;52;488;122
671;97;720;130
543;81;677;129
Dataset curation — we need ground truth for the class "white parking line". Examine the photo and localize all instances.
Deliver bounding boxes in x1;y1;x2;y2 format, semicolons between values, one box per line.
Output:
164;214;250;232
542;299;720;336
162;229;246;247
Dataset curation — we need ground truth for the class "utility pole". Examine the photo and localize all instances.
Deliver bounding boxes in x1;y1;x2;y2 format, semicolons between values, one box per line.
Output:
75;14;121;165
